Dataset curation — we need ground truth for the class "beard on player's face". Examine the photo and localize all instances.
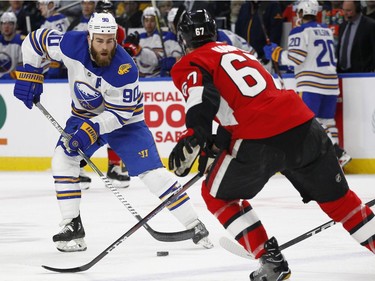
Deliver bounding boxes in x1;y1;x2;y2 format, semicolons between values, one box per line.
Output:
90;44;116;67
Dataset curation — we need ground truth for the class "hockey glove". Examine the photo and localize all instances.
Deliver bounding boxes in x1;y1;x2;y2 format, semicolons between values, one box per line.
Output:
263;43;283;63
13;64;44;109
169;127;210;177
123;31;141;57
263;42;278;61
62;120;100;157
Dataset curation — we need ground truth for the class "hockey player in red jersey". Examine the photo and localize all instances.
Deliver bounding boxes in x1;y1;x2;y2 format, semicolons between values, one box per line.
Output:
168;9;375;281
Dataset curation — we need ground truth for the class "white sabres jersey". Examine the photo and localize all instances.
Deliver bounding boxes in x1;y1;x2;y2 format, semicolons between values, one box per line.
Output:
135;30;182;77
22;29;143;134
71;18;90;32
217;29;258;58
279;21;339;96
40;13;70;33
0;34;24;79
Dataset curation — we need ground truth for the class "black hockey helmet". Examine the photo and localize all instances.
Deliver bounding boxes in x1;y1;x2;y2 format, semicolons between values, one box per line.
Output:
95;0;115;13
177;9;217;52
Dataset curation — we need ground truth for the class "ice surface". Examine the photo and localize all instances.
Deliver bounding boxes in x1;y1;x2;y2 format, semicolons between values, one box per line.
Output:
1;172;374;281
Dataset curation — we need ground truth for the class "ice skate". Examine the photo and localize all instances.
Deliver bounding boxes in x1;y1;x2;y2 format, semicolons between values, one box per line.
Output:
190;219;214;249
52;215;87;252
79;168;91;190
334;144;352;168
250;237;291;281
107;164;130;188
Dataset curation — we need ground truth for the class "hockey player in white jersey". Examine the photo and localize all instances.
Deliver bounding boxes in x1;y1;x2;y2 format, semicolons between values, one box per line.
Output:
263;0;351;168
124;7;182;77
38;0;70;79
0;12;24;80
13;12;213;252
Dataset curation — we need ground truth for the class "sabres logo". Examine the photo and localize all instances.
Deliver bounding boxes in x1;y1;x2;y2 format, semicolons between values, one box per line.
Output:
74;81;103;110
118;63;132;75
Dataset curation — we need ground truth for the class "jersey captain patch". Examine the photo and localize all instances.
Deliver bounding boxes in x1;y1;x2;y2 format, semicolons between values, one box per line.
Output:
74;81;103;110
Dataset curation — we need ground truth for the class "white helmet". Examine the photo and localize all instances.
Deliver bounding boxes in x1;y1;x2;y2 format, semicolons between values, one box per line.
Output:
142;6;160;26
88;12;117;40
0;12;17;24
297;0;320;17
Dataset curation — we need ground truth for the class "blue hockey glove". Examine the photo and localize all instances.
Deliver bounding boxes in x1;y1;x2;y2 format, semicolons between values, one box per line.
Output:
160;57;177;72
169;127;213;177
13;64;44;109
62;120;100;156
263;42;278;60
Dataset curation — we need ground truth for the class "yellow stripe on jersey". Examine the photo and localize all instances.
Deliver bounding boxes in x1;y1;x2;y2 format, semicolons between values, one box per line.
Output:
40;29;51;58
296;71;338;79
297;81;339;89
289;49;307;57
31;31;42;54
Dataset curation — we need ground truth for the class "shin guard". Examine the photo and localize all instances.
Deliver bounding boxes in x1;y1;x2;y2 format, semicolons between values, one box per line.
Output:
202;181;268;258
319;189;375;253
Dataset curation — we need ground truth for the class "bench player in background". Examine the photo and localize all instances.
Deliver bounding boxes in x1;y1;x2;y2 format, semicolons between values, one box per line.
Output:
13;12;213;252
169;9;375;281
0;12;24;80
263;0;351;168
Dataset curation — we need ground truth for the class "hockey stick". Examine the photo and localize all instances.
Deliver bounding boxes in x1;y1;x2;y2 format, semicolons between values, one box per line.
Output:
34;101;195;242
256;5;285;89
42;173;202;273
220;198;375;259
151;0;167;58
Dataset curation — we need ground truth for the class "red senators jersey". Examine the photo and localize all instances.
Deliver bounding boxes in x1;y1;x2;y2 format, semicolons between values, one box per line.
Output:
171;42;314;139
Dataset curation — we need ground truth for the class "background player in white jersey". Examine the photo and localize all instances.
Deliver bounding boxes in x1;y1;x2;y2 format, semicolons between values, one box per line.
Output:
67;0;96;31
124;7;182;77
38;0;70;79
0;12;24;80
13;12;213;252
263;0;351;168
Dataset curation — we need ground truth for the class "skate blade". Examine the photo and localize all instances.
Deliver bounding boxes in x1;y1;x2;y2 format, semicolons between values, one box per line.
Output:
55;238;87;252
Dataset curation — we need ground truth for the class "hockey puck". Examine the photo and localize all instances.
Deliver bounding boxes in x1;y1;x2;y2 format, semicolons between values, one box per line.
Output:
156;251;169;257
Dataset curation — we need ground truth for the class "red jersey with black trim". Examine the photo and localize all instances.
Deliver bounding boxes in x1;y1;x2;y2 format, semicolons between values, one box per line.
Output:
171;42;314;140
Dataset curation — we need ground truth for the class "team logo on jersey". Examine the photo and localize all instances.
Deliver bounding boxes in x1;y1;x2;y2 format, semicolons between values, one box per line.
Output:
0;52;12;74
118;63;132;75
74;81;103;110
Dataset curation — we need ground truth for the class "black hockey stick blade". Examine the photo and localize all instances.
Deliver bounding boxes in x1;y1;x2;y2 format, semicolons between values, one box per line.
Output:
42;173;202;273
279;198;375;251
34;101;194;242
141;220;195;242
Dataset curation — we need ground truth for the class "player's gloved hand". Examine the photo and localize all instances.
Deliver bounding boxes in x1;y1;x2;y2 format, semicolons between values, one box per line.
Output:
13;64;44;109
123;31;141;57
263;42;278;60
62;119;100;156
169;127;213;177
